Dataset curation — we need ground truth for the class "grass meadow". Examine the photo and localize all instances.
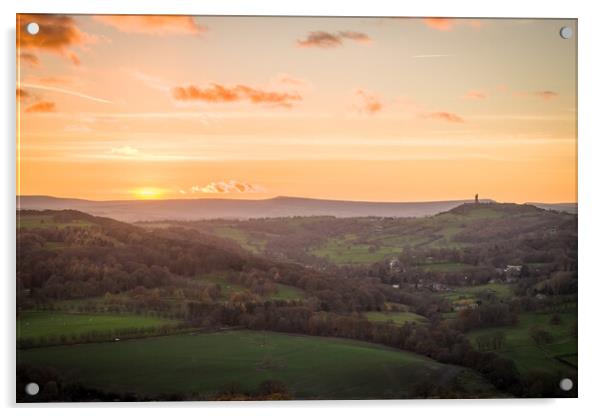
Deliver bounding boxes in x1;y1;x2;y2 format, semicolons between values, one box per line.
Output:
467;309;577;376
17;311;176;341
363;311;428;326
18;330;498;399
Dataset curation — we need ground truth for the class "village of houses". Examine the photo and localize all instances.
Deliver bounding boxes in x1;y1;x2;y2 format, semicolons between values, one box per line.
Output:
388;259;546;312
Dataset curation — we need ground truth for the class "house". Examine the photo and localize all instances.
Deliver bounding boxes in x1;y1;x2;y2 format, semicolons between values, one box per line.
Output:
503;265;522;282
504;265;522;274
430;282;450;292
389;259;401;273
453;298;479;311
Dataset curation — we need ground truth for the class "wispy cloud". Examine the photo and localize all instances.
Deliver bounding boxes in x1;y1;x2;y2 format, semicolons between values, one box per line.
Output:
423;111;465;123
296;31;372;48
25;101;56;113
93;15;207;35
272;73;310;88
513;90;559;101
354;89;383;114
24;75;76;86
187;180;265;194
533;90;559;100
172;83;302;108
111;146;139;157
391;96;464;124
463;90;487;100
19;83;112;104
19;52;39;67
338;31;372;44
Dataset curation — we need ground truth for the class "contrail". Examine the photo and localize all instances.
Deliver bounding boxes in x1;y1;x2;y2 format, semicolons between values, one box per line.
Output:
19;83;112;104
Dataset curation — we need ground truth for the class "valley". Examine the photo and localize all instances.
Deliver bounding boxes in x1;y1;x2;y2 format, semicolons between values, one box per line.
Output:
16;201;577;400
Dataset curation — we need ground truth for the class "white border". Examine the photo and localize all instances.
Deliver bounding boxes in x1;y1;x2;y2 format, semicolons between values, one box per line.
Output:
2;1;601;415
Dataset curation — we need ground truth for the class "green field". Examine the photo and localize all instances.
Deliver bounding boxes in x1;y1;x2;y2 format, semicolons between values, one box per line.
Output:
196;273;305;301
18;330;499;399
463;283;515;297
363;311;428;325
272;284;306;300
213;227;266;254
52;297;107;311
18;215;94;230
467;310;577;376
309;235;400;264
437;283;516;320
437;283;515;303
17;311;176;341
196;273;247;298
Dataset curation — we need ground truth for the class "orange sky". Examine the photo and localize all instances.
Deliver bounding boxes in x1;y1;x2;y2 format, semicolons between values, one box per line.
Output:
17;15;577;203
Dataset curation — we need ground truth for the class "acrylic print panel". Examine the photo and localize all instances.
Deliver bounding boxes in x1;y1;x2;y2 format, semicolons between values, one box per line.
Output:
16;14;577;401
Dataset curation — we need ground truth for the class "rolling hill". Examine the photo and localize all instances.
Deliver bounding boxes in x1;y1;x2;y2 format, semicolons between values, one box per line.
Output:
17;195;574;222
137;202;578;267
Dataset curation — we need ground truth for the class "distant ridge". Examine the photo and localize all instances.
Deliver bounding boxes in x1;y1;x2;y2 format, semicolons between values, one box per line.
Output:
17;195;574;222
527;202;578;215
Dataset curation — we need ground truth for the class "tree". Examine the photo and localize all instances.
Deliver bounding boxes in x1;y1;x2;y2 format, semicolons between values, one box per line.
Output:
529;326;553;345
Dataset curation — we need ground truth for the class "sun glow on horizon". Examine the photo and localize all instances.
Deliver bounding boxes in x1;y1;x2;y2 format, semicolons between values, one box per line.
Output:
133;187;164;200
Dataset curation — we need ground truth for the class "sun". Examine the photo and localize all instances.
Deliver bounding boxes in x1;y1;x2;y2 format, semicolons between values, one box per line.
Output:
133;187;163;200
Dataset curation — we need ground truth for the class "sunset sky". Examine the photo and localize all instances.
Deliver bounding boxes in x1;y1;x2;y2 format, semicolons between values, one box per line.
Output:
17;15;577;203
